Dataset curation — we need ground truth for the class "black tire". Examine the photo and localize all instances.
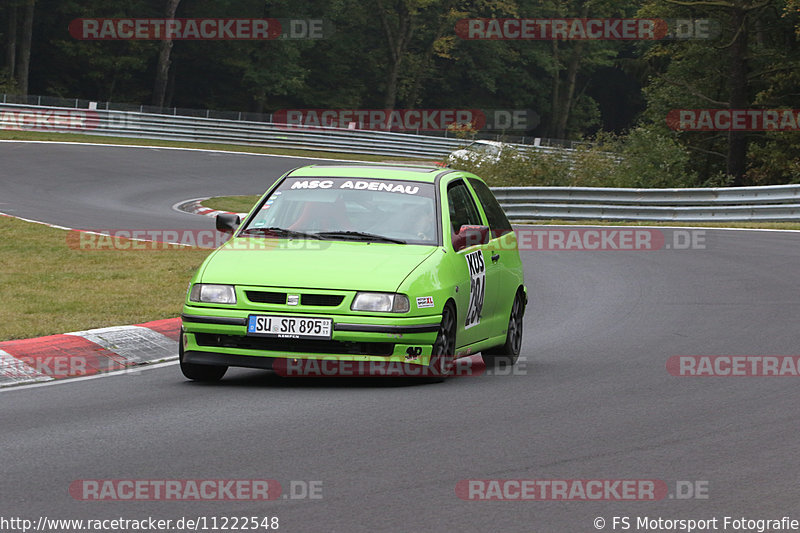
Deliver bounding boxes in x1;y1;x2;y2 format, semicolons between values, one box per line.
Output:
179;329;227;382
482;291;524;369
427;302;457;379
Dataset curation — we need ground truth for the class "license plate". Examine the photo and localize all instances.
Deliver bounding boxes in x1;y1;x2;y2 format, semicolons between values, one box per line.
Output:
247;315;332;339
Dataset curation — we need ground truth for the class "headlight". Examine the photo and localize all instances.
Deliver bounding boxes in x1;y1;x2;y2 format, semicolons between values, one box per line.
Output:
189;284;237;304
351;292;409;313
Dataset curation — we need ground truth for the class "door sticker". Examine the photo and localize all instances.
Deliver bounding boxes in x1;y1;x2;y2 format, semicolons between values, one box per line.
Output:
465;250;485;329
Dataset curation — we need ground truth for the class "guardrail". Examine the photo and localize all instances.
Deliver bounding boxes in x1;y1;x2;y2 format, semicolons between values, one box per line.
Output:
1;93;585;148
492;185;800;222
0;102;572;160
0;102;459;158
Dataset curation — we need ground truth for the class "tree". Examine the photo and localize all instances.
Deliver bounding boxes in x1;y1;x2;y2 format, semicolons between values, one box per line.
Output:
16;0;34;95
529;0;634;138
5;2;17;82
639;0;796;185
152;0;181;108
376;0;460;111
33;0;161;101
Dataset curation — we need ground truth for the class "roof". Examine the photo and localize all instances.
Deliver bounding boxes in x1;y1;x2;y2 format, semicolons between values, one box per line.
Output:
287;163;452;183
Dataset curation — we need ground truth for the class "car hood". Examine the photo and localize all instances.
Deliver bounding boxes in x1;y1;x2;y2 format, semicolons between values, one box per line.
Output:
199;237;438;291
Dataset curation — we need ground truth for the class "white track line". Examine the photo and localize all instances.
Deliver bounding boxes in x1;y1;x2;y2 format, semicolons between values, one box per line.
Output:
0;359;178;393
0;139;369;162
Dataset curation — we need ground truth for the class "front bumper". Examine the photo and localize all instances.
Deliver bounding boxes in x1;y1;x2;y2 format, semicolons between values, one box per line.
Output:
181;307;441;366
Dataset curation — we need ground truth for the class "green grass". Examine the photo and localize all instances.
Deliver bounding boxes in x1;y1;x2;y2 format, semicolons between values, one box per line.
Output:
0;130;420;162
0;216;212;341
203;195;262;213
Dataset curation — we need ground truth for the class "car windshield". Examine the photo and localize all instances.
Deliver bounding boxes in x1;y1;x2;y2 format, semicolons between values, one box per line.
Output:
240;176;438;245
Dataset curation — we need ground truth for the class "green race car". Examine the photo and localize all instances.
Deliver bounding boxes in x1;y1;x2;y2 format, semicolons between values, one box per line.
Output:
180;164;526;381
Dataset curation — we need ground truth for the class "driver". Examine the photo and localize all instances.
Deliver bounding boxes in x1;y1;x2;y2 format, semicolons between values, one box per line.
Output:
410;203;435;241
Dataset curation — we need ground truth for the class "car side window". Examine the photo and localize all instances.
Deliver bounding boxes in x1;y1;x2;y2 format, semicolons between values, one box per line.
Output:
446;180;483;235
468;178;513;236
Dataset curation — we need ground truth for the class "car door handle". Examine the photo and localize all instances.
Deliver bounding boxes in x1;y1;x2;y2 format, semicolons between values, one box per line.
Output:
491;253;500;263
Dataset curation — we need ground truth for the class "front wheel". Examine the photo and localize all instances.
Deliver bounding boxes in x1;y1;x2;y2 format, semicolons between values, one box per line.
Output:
179;329;227;382
427;302;457;379
482;291;524;369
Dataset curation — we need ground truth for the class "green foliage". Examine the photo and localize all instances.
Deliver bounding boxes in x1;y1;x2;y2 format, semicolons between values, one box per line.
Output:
613;126;697;188
747;132;800;184
0;74;18;94
446;147;568;187
636;0;800;185
448;127;699;188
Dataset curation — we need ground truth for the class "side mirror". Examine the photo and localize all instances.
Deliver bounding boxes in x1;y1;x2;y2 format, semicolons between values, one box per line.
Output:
216;213;241;233
452;224;490;252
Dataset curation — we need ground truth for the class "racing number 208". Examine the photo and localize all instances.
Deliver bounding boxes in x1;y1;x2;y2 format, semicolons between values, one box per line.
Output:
465;250;485;329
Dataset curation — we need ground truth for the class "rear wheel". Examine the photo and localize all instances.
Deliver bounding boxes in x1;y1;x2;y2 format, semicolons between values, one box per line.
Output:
179;329;227;382
482;291;524;369
427;302;457;379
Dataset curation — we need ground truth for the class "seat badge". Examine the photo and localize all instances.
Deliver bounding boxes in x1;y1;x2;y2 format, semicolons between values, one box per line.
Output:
287;294;300;306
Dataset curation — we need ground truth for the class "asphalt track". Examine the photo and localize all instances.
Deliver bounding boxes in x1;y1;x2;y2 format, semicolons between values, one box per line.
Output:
2;142;800;532
0;141;315;230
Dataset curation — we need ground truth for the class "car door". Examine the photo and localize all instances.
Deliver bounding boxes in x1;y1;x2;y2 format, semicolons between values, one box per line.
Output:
467;177;522;332
445;178;493;347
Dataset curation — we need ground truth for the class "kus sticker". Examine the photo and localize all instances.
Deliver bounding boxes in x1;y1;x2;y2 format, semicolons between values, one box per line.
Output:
416;296;434;308
464;250;485;329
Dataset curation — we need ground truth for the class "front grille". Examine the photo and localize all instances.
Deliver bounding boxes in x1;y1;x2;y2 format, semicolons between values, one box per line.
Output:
301;294;345;306
195;333;394;356
244;291;344;307
245;291;287;304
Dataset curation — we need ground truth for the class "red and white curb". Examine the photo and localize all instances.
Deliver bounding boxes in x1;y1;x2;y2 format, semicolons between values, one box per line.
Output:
173;197;248;219
0;318;180;388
